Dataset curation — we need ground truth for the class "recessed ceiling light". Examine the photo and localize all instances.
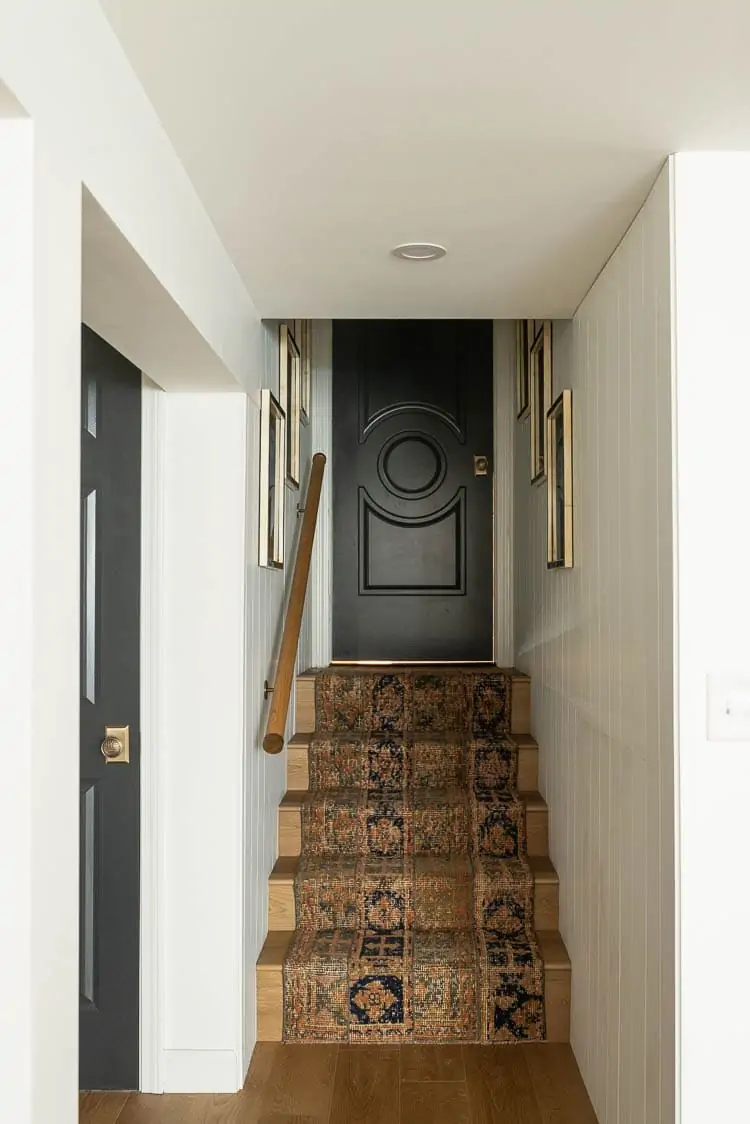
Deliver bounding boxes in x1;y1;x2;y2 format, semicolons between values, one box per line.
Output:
391;242;447;262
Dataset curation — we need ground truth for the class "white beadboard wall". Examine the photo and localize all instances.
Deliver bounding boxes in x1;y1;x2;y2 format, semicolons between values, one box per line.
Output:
243;320;313;1070
513;165;675;1124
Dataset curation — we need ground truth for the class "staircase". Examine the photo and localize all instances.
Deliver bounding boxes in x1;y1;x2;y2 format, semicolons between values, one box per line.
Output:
257;667;571;1043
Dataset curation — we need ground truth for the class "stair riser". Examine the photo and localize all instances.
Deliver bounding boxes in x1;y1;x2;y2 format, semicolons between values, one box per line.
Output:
256;961;568;1043
288;742;538;793
279;804;548;857
269;876;559;931
295;674;531;736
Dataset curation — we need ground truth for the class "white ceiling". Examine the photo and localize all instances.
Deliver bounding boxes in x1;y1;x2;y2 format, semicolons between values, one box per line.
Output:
100;0;750;318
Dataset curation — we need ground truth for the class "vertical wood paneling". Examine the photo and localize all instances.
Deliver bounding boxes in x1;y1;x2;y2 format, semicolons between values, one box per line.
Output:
243;321;313;1069
513;166;674;1124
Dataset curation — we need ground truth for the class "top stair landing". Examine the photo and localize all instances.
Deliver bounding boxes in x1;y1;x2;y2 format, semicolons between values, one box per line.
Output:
295;666;531;736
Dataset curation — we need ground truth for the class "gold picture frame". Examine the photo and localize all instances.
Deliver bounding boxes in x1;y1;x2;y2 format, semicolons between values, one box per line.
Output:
279;323;301;488
516;319;532;419
300;319;312;426
547;389;573;569
258;389;286;569
530;320;552;483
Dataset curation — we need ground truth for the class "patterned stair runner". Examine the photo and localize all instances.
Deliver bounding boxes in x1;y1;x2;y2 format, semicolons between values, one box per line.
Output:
283;669;545;1042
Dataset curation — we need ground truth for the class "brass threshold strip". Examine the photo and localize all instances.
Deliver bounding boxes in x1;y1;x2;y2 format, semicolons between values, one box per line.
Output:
330;659;496;666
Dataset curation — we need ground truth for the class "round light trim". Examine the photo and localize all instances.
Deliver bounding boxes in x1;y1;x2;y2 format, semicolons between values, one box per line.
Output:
391;242;447;262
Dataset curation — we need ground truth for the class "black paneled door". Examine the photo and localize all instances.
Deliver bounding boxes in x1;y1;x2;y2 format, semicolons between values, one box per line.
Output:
332;320;494;661
80;326;141;1089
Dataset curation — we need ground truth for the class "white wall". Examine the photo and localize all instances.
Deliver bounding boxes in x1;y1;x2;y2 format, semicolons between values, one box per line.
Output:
0;117;82;1124
672;152;750;1123
0;1;283;1113
158;394;248;1092
0;0;260;392
513;165;675;1123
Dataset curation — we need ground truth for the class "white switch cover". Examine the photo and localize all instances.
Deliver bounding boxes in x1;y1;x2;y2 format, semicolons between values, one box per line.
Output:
707;673;750;741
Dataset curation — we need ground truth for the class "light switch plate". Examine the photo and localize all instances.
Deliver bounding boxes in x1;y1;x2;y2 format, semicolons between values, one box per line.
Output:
707;673;750;741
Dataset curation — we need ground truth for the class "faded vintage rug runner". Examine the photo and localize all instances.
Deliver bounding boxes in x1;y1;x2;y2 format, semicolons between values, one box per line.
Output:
283;669;545;1042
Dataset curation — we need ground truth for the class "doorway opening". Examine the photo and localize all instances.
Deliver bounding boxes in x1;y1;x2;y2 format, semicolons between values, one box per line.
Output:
331;319;494;662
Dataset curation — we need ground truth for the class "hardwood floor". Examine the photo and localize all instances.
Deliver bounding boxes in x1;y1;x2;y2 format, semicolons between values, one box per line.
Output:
80;1043;598;1123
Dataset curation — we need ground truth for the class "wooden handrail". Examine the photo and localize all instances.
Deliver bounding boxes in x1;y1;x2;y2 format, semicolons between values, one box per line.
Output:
263;452;327;753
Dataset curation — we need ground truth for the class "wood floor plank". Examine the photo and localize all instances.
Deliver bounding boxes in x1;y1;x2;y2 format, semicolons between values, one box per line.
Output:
244;1043;283;1094
522;1045;599;1122
79;1092;130;1124
255;1116;326;1124
81;1045;593;1124
329;1045;400;1124
400;1080;471;1123
258;1043;338;1120
400;1044;465;1082
116;1093;240;1123
463;1045;542;1124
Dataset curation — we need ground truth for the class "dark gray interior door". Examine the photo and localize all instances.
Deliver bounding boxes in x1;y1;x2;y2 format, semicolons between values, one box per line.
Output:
332;320;494;662
80;326;141;1090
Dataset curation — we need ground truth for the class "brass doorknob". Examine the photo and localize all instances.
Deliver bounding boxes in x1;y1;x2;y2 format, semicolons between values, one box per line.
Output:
101;735;124;760
100;725;130;764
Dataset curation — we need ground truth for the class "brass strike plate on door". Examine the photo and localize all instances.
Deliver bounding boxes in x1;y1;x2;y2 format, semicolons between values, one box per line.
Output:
474;454;490;476
100;725;130;764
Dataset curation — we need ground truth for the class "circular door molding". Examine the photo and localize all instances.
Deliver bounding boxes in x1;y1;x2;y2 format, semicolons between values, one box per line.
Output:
377;431;448;500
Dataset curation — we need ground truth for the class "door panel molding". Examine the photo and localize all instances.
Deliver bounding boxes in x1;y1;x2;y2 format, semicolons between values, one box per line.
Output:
359;486;466;595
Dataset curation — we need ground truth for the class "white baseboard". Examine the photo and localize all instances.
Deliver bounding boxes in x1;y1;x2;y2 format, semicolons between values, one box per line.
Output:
160;1049;243;1094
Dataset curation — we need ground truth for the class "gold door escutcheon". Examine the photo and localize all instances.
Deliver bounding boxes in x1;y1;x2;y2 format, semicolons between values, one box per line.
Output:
100;725;130;764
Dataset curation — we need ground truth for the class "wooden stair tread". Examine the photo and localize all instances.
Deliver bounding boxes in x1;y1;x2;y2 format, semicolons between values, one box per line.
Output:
279;790;549;859
256;928;571;1041
526;854;558;883
510;732;538;749
257;929;293;969
281;789;546;808
289;729;538;747
271;855;299;881
536;929;571;970
257;928;570;971
269;853;559;932
271;853;558;885
281;791;304;810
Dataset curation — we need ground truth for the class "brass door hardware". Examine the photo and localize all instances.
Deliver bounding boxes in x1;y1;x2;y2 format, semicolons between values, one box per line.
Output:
100;725;130;764
474;455;490;476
